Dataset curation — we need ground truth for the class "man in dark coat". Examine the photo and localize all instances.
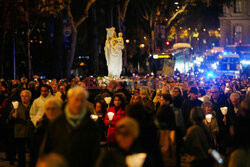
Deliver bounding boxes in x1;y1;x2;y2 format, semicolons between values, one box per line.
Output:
182;87;203;128
43;86;100;167
210;86;229;153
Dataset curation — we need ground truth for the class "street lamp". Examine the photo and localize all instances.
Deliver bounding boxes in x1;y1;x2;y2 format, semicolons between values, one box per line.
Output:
126;39;130;43
140;44;145;48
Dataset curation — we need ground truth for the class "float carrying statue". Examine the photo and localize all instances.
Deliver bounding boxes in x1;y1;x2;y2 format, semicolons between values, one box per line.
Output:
104;27;124;77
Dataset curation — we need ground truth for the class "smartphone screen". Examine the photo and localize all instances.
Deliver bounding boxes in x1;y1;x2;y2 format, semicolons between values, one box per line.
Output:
209;149;223;164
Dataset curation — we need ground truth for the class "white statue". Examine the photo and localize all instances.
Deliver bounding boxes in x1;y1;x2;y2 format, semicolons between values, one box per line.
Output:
104;27;124;77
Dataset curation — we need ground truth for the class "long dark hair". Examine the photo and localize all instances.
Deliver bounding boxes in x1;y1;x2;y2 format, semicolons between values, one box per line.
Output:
111;93;126;110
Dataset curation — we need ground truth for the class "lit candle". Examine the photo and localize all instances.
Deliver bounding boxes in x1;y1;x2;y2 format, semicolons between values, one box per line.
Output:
206;114;212;123
107;112;114;121
12;101;19;110
104;97;112;108
90;114;98;121
220;107;228;116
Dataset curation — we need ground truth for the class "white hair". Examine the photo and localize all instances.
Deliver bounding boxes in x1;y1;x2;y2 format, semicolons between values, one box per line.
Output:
67;86;89;100
20;90;32;99
44;97;62;110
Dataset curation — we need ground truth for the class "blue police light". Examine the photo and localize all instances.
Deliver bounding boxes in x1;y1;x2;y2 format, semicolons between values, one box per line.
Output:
206;72;214;78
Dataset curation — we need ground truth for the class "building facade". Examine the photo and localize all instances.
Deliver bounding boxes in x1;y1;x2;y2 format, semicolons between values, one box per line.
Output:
219;0;250;46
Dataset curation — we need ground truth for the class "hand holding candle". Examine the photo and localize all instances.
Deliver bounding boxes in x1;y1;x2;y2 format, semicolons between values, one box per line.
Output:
220;107;228;125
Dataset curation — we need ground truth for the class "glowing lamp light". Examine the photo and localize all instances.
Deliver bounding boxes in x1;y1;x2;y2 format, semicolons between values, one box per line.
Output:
166;41;170;45
207;72;214;78
211;63;217;69
139;44;145;48
206;114;212;123
126;39;130;43
107;112;115;121
153;54;158;59
79;62;85;66
241;60;250;65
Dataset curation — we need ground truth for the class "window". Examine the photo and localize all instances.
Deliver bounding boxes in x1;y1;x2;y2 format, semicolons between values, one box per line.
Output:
234;0;243;13
234;25;242;43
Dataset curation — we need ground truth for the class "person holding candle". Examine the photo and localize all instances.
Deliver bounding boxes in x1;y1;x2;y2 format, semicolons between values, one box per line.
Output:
202;101;219;147
93;100;107;142
210;86;229;154
9;90;33;167
183;107;214;167
104;93;126;143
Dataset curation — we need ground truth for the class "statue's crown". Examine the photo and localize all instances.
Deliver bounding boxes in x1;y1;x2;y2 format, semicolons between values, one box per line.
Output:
106;27;116;32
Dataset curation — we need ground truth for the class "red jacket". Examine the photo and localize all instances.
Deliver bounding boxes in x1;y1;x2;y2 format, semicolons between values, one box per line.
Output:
104;106;125;143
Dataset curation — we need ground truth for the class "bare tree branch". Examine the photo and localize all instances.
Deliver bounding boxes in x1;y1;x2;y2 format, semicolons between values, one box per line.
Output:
142;6;150;21
120;0;130;20
166;3;188;28
75;0;96;28
67;5;77;31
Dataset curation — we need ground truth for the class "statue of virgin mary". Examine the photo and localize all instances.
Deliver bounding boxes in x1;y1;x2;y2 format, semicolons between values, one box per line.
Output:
104;27;124;77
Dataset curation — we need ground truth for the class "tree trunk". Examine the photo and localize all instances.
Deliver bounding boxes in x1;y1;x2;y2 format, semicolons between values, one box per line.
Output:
55;17;64;78
27;30;32;79
87;4;99;75
0;32;7;77
150;12;155;53
106;0;114;28
66;28;77;79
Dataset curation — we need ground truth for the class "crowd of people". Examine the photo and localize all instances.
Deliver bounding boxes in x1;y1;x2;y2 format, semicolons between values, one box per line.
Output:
0;74;250;167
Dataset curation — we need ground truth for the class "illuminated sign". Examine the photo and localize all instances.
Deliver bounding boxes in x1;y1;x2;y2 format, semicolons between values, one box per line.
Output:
153;54;172;59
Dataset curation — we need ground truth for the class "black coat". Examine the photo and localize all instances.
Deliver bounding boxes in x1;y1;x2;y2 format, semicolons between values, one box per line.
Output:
44;112;101;167
182;98;203;128
210;95;229;134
